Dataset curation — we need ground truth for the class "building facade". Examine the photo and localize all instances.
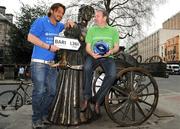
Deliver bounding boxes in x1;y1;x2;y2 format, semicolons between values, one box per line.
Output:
163;11;180;30
129;11;180;63
163;34;180;63
0;6;13;64
137;29;180;61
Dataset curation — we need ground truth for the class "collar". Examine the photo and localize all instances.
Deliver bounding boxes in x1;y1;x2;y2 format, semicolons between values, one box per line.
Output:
47;16;57;26
95;24;109;29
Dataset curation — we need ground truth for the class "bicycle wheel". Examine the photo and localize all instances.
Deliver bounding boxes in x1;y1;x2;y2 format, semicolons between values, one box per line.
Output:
23;83;33;105
0;90;23;116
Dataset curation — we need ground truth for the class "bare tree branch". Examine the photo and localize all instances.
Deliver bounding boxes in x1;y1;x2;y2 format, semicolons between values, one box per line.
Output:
109;0;129;12
66;0;165;41
112;23;137;27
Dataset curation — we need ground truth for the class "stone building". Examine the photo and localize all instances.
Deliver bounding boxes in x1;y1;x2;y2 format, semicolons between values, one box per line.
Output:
138;29;180;61
0;6;13;64
0;6;14;79
163;34;180;63
128;11;180;63
163;11;180;30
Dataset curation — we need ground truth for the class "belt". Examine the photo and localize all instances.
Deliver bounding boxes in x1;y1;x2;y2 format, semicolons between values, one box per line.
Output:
31;59;55;65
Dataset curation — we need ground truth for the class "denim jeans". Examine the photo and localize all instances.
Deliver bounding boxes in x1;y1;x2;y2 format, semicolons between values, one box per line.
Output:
30;62;58;123
83;56;116;105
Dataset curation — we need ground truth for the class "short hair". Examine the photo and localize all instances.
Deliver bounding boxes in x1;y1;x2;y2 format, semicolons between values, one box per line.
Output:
47;3;66;17
96;9;108;17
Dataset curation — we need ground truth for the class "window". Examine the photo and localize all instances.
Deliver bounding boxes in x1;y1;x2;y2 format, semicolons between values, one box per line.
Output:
0;24;2;30
173;46;176;54
0;49;3;58
0;24;2;34
165;48;167;56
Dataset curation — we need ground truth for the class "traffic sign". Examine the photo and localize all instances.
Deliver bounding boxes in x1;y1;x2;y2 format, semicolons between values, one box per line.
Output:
54;36;81;51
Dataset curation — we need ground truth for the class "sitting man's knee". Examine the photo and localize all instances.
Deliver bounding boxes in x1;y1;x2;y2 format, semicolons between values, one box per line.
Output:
108;74;116;80
83;65;92;72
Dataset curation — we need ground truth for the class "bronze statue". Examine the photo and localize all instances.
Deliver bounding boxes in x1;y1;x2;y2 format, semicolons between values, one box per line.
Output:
48;5;94;125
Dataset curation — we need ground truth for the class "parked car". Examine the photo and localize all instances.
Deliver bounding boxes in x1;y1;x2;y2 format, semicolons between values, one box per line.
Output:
167;64;180;75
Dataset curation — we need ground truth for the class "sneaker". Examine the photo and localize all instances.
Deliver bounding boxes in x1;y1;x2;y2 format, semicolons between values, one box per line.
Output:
42;117;52;125
32;121;45;129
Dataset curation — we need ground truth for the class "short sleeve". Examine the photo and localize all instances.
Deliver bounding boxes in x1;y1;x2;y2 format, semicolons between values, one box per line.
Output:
29;18;43;37
112;27;119;44
58;23;65;32
85;27;93;44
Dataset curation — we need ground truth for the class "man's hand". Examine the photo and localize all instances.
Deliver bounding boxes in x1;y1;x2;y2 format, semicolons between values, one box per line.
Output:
49;45;60;52
92;52;102;59
103;50;113;57
65;19;75;28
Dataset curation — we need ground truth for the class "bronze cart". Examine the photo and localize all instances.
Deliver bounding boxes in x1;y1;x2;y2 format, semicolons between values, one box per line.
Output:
93;53;167;126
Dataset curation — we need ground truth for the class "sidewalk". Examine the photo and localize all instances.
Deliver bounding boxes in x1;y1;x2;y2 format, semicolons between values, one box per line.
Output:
0;94;179;129
0;81;180;129
0;105;177;129
0;79;18;85
0;105;166;129
0;79;31;85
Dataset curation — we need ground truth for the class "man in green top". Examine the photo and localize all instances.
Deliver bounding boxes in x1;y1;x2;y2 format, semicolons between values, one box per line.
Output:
82;9;119;117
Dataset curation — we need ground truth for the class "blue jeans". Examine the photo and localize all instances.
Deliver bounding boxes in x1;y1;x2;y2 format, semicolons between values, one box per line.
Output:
30;62;58;123
83;56;116;105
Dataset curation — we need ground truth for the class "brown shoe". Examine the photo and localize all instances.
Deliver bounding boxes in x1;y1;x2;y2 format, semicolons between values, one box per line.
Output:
92;103;102;121
94;103;100;115
80;99;89;112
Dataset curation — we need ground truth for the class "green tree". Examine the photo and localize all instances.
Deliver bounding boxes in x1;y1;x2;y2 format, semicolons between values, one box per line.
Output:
8;0;49;64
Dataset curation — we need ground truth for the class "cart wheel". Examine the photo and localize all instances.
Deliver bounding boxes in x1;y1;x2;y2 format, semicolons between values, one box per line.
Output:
149;55;163;63
136;55;142;63
92;72;105;95
104;67;159;126
144;57;150;63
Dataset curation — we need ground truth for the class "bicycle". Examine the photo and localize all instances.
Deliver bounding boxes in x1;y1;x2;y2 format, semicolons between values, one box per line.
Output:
0;79;33;116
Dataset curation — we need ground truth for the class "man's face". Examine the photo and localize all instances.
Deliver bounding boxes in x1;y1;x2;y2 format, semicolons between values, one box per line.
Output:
52;7;65;22
94;11;106;25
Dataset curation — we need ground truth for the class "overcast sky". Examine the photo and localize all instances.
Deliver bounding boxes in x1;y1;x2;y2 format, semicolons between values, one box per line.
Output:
145;0;180;35
0;0;180;36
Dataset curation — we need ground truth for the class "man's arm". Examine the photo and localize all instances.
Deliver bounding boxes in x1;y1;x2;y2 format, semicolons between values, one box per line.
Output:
27;33;59;52
103;43;119;57
109;43;119;55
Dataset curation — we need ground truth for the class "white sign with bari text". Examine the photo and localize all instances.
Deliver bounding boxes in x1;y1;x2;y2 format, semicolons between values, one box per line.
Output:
54;36;81;51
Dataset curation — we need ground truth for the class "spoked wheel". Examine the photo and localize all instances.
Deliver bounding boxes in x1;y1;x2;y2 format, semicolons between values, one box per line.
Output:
104;67;159;126
136;55;142;63
23;83;33;105
0;90;23;116
149;55;163;63
92;72;105;95
144;57;150;63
